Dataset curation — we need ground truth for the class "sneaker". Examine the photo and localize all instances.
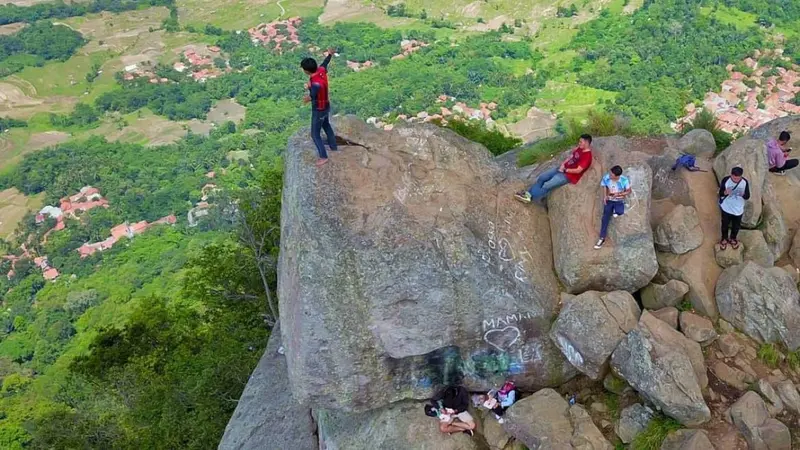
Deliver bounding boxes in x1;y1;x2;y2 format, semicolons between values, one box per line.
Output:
730;239;740;250
612;213;619;218
514;191;532;204
463;429;474;437
594;238;605;249
774;171;786;176
497;417;505;424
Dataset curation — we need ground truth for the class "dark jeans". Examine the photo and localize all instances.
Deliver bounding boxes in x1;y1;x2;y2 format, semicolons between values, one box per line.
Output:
721;210;743;241
311;108;337;159
769;158;799;172
600;200;625;239
527;167;569;200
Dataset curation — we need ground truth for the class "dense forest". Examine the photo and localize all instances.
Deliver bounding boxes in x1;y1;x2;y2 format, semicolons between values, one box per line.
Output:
0;0;174;25
0;22;85;76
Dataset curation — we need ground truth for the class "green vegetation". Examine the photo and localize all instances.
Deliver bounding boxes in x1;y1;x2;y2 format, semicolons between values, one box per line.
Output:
630;414;682;450
48;103;100;129
0;0;175;25
787;349;800;371
0;22;85;77
676;299;694;312
681;108;733;153
435;118;522;155
757;343;782;368
0;118;26;133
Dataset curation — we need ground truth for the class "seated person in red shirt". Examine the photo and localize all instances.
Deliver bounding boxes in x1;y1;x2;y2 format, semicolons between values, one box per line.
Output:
515;134;594;205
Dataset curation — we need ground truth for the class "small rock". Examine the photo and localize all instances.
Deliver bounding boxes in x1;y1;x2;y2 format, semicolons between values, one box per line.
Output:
781;264;800;283
570;405;614;450
718;334;742;358
654;205;704;255
651;307;679;329
718;319;735;334
707;388;719;402
714;243;743;268
482;413;511;450
660;429;715;450
734;357;757;382
679;311;718;345
590;402;609;414
641;280;690;309
600;420;612;429
775;381;800;414
772;369;783;376
711;361;748;390
756;379;784;416
739;230;775;267
615;403;654;444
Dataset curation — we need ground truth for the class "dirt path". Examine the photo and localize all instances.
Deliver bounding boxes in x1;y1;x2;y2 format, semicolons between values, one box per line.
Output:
276;0;285;19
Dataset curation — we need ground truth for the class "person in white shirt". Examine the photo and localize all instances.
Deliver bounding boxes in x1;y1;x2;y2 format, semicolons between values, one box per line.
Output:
717;166;751;250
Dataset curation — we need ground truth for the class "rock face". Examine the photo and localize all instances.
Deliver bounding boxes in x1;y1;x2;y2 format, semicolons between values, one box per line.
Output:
677;129;717;158
714;244;743;269
279;117;575;410
548;136;658;293
715;262;800;351
654;205;703;254
610;312;710;426
660;429;714;450
790;228;800;269
615;403;654;444
756;379;784;416
713;137;768;228
316;401;480;450
503;389;612;450
775;381;800;415
679;311;717;346
761;183;790;260
640;280;689;310
738;230;775;267
550;291;641;379
218;326;317;450
651;306;679;330
728;391;791;450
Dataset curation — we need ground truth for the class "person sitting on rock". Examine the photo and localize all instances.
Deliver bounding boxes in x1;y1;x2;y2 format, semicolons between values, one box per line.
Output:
478;380;517;424
718;166;750;250
514;134;593;205
428;385;476;436
767;131;798;175
594;165;631;249
301;49;338;167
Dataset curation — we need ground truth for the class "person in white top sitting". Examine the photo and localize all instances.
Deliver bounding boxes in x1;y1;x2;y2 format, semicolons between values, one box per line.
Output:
717;166;751;250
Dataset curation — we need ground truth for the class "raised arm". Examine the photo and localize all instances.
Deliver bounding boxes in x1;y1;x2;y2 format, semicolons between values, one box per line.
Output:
321;51;333;69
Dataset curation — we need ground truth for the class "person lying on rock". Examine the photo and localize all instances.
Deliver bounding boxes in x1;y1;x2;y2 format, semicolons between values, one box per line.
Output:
594;165;631;249
478;380;517;424
514;134;593;205
767;131;798;176
301;49;338;167
718;166;750;250
426;385;476;436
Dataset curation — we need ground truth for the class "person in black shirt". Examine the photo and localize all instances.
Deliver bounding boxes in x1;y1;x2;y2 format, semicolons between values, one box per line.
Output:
429;386;476;435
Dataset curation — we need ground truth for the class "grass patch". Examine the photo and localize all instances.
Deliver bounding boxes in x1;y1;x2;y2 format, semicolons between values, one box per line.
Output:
630;414;682;450
434;118;521;156
604;393;621;420
676;299;694;312
534;78;617;120
699;5;759;31
787;350;800;371
517;110;632;166
758;343;782;369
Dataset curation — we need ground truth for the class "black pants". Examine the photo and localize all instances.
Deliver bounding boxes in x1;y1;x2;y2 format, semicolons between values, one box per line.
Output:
721;211;742;241
769;159;799;172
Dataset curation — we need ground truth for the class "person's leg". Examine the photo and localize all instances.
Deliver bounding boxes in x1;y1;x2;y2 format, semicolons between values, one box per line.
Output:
783;159;799;171
613;201;625;217
720;211;731;243
526;167;560;197
321;110;338;151
310;110;328;160
532;171;569;200
730;214;743;242
599;202;614;239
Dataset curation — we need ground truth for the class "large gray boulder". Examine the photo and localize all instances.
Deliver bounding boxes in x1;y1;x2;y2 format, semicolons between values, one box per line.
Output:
279;117;575;410
503;389;613;450
678;129;717;159
761;182;790;261
713;137;768;228
654;205;703;254
640;280;689;310
550;291;641;379
610;312;710;426
548;136;658;293
218;326;316;450
316;401;480;450
727;391;791;450
738;230;774;267
790;228;800;269
615;403;654;444
715;261;800;351
660;429;714;450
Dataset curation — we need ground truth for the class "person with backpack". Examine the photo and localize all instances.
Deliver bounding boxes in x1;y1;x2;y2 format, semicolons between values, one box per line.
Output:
767;131;798;175
718;166;751;250
594;165;632;249
301;49;338;167
425;385;476;436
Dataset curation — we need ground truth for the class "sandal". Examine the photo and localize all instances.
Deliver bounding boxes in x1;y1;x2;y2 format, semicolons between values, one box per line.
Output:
719;239;728;250
730;239;740;250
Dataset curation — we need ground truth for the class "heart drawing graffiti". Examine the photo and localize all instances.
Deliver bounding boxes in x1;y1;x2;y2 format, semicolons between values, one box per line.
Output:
483;326;521;352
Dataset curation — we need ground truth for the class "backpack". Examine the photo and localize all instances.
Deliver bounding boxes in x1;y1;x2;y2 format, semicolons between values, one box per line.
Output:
671;154;706;172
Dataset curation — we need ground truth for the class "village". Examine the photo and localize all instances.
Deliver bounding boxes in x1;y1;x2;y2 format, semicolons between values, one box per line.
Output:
675;51;800;134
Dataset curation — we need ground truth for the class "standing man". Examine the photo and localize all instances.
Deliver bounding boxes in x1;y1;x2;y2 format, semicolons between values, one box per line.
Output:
718;166;751;250
301;49;338;167
594;165;631;249
767;131;798;175
514;134;593;205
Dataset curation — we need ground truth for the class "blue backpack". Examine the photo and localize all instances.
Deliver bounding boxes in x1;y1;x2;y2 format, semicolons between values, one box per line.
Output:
672;154;706;172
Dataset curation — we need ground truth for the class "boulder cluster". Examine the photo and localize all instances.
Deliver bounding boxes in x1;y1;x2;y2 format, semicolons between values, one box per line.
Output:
220;115;800;450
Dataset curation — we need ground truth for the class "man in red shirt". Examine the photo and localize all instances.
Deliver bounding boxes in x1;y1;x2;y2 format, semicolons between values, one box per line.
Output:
301;49;337;167
515;134;593;205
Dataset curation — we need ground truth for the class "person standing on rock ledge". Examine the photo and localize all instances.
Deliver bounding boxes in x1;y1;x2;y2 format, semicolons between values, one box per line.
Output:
718;166;750;250
301;49;338;167
514;134;593;206
594;165;631;249
767;131;798;175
